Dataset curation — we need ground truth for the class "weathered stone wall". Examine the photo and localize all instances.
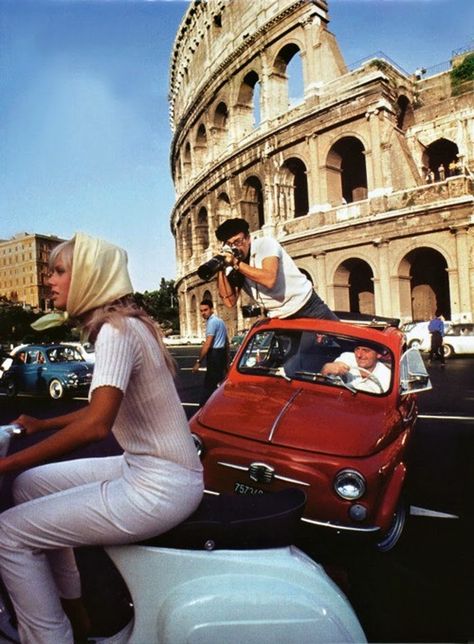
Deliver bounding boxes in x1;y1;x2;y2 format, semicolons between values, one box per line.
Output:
169;0;474;337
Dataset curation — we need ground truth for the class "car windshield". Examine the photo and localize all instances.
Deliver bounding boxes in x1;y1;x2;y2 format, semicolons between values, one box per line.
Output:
46;346;84;363
238;329;393;395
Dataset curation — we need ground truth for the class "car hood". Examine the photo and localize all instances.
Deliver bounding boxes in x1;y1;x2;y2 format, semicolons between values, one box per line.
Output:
197;380;395;457
49;362;93;375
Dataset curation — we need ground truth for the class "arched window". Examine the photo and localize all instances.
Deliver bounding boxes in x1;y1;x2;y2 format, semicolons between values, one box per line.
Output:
334;259;374;315
423;138;459;181
242;176;264;230
272;43;304;113
196;206;209;251
216;192;232;226
281;158;308;217
396;95;414;130
326;137;368;205
236;70;260;134
194;123;208;172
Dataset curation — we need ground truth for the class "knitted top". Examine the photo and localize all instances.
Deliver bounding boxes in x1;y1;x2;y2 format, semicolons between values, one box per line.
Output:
90;317;202;471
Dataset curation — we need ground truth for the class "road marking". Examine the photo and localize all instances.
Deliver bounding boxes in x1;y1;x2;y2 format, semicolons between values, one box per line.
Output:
182;402;200;407
419;414;474;421
180;367;205;371
410;506;459;519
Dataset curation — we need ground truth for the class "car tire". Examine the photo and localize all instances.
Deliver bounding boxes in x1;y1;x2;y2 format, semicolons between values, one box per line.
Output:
48;379;65;400
376;500;407;552
408;339;421;349
442;344;453;359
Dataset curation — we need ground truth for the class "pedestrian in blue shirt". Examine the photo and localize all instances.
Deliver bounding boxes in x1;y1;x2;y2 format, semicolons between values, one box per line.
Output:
428;311;445;366
192;299;229;405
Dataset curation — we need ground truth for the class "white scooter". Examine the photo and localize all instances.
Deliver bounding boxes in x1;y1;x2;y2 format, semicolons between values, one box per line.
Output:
0;425;366;644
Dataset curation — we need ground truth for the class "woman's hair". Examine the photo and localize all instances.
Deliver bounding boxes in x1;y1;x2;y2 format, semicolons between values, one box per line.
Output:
50;239;176;375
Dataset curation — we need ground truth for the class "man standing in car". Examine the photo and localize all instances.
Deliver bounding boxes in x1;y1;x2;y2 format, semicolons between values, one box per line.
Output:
192;299;229;406
215;218;337;321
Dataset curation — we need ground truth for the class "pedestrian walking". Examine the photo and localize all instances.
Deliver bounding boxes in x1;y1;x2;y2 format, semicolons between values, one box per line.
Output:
428;311;446;366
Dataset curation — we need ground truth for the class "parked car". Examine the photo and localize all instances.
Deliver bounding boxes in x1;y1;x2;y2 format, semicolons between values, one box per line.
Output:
442;322;474;357
61;341;95;364
401;320;451;351
8;344;93;399
164;335;203;346
190;317;431;551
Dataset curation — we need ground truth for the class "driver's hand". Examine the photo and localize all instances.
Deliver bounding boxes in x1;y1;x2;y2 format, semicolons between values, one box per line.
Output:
321;361;350;377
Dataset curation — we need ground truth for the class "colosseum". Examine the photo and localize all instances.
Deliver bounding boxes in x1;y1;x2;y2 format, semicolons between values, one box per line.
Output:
169;0;474;338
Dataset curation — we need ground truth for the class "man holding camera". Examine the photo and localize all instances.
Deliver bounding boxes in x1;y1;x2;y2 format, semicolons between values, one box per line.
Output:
214;218;338;320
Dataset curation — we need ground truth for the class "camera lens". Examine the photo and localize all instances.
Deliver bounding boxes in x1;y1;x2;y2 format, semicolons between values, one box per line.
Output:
197;255;226;281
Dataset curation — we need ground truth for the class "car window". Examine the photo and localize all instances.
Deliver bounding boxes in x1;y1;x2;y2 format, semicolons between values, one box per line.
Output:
238;329;393;395
46;346;84;363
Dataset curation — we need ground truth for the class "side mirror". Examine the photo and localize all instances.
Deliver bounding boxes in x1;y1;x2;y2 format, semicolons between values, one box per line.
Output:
400;348;432;395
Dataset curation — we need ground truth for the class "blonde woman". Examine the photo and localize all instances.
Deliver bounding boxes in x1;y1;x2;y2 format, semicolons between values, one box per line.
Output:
0;233;203;643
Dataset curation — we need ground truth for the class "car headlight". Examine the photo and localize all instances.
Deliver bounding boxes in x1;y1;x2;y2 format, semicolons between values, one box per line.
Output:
191;433;204;458
334;469;366;500
66;373;79;386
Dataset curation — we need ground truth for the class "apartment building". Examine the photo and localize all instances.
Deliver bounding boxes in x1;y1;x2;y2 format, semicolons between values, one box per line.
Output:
0;232;64;310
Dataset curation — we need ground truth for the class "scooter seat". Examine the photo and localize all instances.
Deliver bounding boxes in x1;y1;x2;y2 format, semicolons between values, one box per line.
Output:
139;488;306;550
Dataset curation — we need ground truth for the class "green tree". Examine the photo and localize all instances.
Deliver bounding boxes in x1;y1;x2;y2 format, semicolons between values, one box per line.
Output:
135;279;179;334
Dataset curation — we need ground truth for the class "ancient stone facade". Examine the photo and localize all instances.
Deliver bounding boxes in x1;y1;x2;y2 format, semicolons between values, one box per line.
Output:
169;0;474;337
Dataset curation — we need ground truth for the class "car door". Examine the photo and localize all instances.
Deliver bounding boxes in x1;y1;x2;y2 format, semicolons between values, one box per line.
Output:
21;349;46;394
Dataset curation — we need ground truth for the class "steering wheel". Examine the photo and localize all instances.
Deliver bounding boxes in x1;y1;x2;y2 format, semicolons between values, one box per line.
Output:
347;366;384;393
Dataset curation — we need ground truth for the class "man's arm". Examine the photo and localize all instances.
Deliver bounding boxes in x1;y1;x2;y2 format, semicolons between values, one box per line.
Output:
217;270;240;308
192;335;214;373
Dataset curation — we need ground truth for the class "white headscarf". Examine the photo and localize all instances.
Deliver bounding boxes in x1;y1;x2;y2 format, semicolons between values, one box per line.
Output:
32;232;134;331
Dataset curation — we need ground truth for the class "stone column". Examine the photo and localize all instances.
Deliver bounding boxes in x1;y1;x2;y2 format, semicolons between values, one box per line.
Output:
313;252;328;303
374;239;392;316
451;226;473;320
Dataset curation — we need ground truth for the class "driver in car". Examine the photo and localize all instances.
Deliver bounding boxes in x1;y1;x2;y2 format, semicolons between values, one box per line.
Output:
321;344;391;393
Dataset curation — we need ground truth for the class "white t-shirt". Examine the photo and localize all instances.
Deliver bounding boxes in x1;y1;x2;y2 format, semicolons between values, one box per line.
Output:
90;317;202;471
335;352;391;393
242;237;312;318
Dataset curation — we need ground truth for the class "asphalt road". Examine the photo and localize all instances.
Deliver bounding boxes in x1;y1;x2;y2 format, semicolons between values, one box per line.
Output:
0;349;472;642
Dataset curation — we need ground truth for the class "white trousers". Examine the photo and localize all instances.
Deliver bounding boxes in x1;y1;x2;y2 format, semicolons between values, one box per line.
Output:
0;454;204;644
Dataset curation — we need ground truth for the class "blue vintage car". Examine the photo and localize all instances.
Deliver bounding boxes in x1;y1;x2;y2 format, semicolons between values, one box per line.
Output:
7;344;93;400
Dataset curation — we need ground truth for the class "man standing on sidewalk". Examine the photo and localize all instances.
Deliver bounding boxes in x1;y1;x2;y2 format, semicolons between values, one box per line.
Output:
428;311;446;367
192;299;229;406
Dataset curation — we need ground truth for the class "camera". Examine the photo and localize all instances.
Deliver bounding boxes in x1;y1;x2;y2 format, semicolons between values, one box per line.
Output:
241;304;264;318
197;245;243;281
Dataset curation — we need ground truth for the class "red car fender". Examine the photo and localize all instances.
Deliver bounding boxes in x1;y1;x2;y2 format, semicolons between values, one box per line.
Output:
375;461;407;532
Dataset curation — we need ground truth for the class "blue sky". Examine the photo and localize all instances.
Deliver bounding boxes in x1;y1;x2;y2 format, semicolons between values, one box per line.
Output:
0;0;472;292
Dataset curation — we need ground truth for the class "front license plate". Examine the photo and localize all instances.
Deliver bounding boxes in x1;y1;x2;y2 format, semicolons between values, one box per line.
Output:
234;481;264;495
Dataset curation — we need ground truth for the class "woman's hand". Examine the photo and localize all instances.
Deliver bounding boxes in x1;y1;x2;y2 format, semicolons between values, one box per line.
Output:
11;415;44;436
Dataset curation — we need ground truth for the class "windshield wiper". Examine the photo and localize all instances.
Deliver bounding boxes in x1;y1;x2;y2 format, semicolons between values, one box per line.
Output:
293;371;357;393
241;365;292;381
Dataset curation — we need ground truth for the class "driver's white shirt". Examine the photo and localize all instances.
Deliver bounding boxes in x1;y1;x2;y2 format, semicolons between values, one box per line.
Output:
336;352;391;393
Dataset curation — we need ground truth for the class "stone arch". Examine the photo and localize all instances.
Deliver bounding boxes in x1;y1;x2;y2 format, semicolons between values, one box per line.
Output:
189;293;198;336
183;141;192;173
398;247;450;321
326;136;368;205
202;288;213;304
271;42;304;114
396;95;415;130
194;123;208;171
196;206;209;252
241;175;265;230
333;257;375;314
216;192;232;226
422;138;459;181
236;70;260;134
281;157;309;218
214;101;229;129
185;216;193;260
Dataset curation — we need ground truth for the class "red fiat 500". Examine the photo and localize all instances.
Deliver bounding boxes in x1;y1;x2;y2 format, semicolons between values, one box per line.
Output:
190;317;431;551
